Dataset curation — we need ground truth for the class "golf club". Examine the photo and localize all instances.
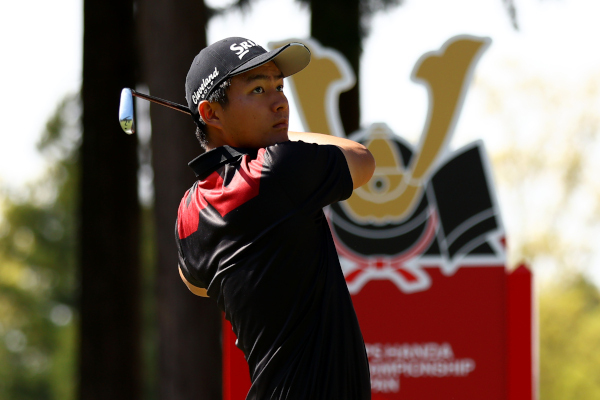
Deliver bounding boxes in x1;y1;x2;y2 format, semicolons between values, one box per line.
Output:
119;88;191;134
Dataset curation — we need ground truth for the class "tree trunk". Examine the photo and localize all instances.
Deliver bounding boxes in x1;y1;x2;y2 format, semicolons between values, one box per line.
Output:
310;0;361;136
138;1;223;399
80;0;141;399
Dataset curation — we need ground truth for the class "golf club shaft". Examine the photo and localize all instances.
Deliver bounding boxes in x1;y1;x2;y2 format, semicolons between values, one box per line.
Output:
131;89;191;115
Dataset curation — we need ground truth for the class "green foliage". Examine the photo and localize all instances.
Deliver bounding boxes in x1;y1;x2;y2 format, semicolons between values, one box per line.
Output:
538;273;600;399
0;92;159;400
481;65;600;397
0;94;80;400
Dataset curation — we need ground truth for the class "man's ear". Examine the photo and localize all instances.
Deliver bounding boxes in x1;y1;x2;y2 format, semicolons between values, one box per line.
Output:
198;100;222;130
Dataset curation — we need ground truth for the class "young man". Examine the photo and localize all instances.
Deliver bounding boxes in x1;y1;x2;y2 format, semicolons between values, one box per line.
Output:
175;37;375;399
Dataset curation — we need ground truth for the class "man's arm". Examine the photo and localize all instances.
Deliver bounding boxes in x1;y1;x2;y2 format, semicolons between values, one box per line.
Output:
178;265;209;297
288;132;375;189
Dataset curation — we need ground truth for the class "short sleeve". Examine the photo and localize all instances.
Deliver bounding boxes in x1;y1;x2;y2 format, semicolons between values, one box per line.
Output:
174;218;206;289
266;141;353;211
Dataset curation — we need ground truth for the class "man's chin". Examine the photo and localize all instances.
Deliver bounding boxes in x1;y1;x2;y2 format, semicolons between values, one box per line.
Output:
263;132;289;147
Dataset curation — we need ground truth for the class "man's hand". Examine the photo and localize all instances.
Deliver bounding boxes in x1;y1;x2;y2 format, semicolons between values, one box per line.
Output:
288;132;375;189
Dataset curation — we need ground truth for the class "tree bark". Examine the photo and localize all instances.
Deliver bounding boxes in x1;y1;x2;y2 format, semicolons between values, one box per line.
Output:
138;1;222;399
80;0;141;399
310;0;361;136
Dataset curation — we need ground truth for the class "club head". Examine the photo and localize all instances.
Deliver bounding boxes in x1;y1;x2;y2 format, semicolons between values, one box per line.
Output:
119;88;135;134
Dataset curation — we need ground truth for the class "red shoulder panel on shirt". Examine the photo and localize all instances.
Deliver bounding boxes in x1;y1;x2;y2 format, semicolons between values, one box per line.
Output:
178;185;208;239
203;148;265;217
177;149;267;240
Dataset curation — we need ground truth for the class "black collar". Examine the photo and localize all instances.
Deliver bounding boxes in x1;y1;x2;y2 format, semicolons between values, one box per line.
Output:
188;145;258;179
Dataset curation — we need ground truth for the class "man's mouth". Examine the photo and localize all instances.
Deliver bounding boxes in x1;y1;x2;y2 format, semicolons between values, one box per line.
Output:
273;119;289;130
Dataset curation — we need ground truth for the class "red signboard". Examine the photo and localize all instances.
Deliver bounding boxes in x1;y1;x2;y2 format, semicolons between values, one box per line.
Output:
223;266;533;399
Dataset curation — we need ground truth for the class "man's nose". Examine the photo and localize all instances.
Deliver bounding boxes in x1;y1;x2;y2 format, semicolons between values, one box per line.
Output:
272;92;288;112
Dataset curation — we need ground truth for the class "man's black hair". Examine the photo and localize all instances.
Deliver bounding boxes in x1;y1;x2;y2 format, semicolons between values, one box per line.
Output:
195;79;232;149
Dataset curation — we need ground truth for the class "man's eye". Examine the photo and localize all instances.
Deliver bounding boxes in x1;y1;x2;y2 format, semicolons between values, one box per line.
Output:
277;85;284;92
252;87;264;94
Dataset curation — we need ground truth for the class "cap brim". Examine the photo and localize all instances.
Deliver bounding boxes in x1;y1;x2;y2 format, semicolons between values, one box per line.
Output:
230;43;311;78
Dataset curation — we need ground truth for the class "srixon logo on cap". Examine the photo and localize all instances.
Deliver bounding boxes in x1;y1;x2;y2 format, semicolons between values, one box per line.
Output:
230;40;258;60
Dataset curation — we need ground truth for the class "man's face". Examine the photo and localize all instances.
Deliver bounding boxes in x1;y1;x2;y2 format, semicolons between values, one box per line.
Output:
218;61;289;148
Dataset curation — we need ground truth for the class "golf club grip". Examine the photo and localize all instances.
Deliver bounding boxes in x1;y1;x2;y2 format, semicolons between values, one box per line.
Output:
132;90;191;115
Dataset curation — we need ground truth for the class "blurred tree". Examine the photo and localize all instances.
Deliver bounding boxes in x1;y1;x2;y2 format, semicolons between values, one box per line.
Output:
137;0;222;399
476;65;600;395
479;71;600;275
538;273;600;399
0;92;160;400
80;0;141;398
306;0;404;135
0;95;79;400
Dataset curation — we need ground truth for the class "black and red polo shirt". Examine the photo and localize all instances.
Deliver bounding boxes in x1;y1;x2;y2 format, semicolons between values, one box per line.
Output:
175;140;371;400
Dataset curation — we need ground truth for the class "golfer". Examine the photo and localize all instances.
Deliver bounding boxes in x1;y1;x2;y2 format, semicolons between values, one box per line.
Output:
175;37;375;399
